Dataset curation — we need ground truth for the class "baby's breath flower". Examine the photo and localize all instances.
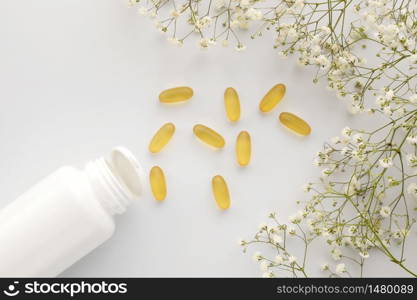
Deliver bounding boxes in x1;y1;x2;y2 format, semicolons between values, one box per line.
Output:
198;38;210;49
262;271;275;278
288;227;296;235
258;223;268;231
235;44;247;52
320;26;331;35
246;8;263;21
342;127;352;138
406;135;417;146
169;9;180;18
275;255;284;264
379;157;393;168
331;248;342;261
260;261;269;272
240;0;251;9
303;183;312;192
359;251;370;259
321;168;332;179
352;133;363;144
331;136;340;145
167;37;183;47
238;239;247;246
289;211;302;224
272;234;283;244
379;206;391;218
335;263;347;275
252;251;262;262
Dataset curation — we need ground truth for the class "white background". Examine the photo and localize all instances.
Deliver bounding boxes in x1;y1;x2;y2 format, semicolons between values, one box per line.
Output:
0;0;414;277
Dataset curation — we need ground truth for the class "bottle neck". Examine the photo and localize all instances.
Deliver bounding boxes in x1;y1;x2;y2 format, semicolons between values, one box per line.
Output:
85;158;131;216
84;148;144;216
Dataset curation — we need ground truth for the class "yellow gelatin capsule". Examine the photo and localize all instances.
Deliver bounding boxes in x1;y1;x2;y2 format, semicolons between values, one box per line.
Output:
193;124;225;149
149;166;167;201
236;131;251;166
279;112;311;136
259;83;286;112
148;122;176;153
212;175;231;210
159;87;193;103
224;87;240;122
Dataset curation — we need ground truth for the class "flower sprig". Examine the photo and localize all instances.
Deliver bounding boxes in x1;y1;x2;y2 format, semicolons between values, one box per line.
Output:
243;111;417;277
129;0;269;50
240;213;313;278
306;110;417;276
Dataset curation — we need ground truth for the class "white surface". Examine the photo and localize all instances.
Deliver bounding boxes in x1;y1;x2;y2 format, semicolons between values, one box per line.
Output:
0;0;414;277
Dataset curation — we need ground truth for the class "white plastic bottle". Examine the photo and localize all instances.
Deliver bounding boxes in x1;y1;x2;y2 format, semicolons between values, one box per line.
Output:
0;147;145;277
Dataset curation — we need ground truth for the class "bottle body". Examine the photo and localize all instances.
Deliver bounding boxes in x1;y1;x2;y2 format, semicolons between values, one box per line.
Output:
0;167;115;277
0;147;144;277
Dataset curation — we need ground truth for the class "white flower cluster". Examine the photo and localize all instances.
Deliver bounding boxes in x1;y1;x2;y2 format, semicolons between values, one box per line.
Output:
305;115;417;276
244;110;417;277
129;0;267;50
273;0;417;115
240;213;309;277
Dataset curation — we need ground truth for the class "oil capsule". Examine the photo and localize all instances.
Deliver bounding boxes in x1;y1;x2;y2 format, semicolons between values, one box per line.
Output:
259;83;286;112
236;131;251;166
279;112;311;136
193;124;225;149
149;166;167;201
148;122;176;153
224;87;240;122
212;175;230;210
159;87;193;103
